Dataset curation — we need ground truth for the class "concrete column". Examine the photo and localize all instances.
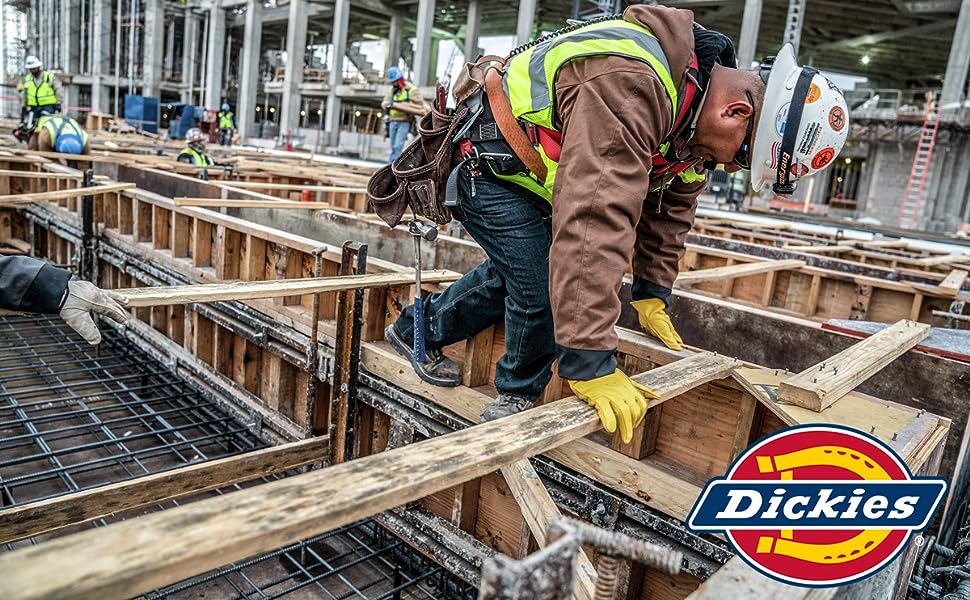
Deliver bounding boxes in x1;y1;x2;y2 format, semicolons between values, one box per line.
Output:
164;20;175;80
60;0;80;112
386;15;403;72
143;0;166;98
783;0;806;56
516;0;536;46
203;6;225;109
464;0;481;63
90;0;113;112
737;0;762;69
325;0;350;145
181;10;199;104
940;0;970;112
412;0;435;86
237;0;263;140
281;0;308;135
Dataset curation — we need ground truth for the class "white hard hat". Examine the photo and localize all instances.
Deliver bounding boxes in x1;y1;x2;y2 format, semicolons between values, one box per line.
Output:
186;127;206;143
25;55;42;70
750;44;849;195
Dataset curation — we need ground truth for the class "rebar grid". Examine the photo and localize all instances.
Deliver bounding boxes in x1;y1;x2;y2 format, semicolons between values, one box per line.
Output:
0;315;476;599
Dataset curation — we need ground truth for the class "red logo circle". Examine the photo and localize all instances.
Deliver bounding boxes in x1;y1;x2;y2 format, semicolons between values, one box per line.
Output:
812;147;835;170
724;426;911;586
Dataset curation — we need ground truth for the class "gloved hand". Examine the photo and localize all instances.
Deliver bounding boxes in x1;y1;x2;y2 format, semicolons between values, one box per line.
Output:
59;280;129;344
631;298;684;351
567;369;658;443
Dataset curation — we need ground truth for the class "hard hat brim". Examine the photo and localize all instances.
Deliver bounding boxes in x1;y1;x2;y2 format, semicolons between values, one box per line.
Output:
750;44;799;192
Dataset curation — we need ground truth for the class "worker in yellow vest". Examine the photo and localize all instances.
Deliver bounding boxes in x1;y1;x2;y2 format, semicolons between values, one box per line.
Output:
177;128;214;167
380;6;850;439
19;56;63;122
382;67;429;162
28;114;89;155
217;102;236;147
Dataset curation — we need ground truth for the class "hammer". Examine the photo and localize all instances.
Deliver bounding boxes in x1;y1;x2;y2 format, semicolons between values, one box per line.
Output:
408;219;438;362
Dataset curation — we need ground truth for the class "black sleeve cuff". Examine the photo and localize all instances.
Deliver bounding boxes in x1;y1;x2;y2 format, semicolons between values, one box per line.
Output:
631;276;672;306
557;346;617;381
26;264;72;314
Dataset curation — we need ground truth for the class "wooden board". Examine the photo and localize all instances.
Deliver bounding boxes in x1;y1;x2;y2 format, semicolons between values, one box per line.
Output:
778;320;930;411
216;181;368;193
0;436;329;545
175;197;351;210
782;244;856;253
686;556;836;600
939;269;968;296
676;260;806;287
0;182;134;205
112;271;461;307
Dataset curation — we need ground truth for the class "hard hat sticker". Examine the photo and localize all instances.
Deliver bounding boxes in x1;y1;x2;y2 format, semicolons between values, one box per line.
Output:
829;106;846;132
805;83;821;104
812;147;836;170
775;103;791;135
686;424;948;587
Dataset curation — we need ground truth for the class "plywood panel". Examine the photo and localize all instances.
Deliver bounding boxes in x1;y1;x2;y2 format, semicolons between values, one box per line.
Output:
475;472;525;557
640;567;703;600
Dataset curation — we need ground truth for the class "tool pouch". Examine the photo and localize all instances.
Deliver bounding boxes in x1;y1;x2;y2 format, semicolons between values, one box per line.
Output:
367;56;506;229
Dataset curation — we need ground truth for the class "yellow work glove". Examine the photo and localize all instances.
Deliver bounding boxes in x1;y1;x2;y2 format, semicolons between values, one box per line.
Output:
567;369;658;443
631;298;684;351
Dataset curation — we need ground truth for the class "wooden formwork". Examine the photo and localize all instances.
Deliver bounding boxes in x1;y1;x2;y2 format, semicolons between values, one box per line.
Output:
0;163;953;600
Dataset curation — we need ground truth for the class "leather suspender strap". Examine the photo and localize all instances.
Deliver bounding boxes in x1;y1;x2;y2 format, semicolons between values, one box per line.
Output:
483;66;548;184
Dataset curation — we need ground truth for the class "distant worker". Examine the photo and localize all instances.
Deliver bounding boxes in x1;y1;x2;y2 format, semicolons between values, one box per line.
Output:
28;114;89;155
382;67;430;162
177;128;213;167
217;102;236;147
19;55;63;122
0;255;129;345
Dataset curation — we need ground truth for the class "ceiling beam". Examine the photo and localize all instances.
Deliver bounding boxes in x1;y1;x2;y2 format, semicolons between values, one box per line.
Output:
806;17;956;52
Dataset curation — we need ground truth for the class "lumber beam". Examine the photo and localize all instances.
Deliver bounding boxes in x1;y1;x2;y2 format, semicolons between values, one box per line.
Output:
783;244;855;253
112;271;461;307
175;197;347;210
675;259;805;286
216;181;368;193
501;460;597;600
916;253;968;267
778;319;930;412
0;182;135;205
0;436;329;545
0;398;605;600
939;269;967;296
0;169;83;179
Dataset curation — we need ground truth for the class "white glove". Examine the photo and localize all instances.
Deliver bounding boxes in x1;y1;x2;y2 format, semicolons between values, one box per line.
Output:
59;280;129;344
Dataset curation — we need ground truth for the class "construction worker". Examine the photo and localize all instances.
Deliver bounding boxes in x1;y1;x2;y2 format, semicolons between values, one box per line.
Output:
177;128;213;167
217;102;236;147
382;5;848;441
19;55;63;122
27;114;89;155
382;67;429;162
0;255;128;345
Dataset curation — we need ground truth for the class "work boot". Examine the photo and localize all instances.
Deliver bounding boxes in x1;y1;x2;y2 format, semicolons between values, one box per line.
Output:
480;394;535;423
385;325;462;387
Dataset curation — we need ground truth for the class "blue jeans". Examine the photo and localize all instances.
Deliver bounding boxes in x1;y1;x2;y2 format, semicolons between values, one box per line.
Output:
392;169;556;399
387;121;410;162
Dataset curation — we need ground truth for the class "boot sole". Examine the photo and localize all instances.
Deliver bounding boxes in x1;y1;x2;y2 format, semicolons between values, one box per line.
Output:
384;325;461;388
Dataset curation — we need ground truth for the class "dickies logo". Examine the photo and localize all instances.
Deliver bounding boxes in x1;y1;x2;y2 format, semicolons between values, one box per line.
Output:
687;425;947;587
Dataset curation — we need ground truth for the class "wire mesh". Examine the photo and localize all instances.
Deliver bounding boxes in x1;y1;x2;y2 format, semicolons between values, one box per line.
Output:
0;315;477;600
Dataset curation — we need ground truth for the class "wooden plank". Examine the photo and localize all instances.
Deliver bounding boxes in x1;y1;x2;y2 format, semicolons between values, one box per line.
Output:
778;319;930;412
112;271;460;307
192;219;213;268
171;213;191;258
686;556;836;600
0;169;82;179
216;181;368;193
0;437;329;545
939;269;967;296
915;253;968;267
175;198;343;210
782;244;855;253
0;182;134;205
0;396;606;600
501;460;597;600
676;260;805;286
462;326;495;387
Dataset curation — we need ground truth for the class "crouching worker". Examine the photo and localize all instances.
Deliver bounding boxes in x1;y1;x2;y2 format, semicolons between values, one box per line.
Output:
28;114;89;155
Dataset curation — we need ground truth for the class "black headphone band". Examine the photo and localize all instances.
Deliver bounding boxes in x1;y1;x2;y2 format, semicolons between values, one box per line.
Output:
773;67;817;195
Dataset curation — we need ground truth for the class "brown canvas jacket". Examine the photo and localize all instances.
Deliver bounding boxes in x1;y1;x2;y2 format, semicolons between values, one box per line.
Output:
548;4;704;380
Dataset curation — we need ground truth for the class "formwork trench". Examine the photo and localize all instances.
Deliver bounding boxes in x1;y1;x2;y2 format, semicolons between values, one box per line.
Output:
0;314;476;600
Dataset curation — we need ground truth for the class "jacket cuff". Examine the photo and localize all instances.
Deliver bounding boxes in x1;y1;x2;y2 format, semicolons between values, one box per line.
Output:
26;264;72;314
557;346;616;381
631;277;672;306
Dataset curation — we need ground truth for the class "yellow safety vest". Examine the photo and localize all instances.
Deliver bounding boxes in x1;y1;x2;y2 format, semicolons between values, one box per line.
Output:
38;115;88;149
498;18;682;202
218;111;234;129
178;146;212;166
23;71;57;107
388;83;417;120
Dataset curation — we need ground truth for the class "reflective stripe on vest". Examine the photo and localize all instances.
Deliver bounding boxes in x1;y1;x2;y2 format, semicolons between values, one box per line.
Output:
218;111;234;128
39;115;88;148
179;146;210;166
498;19;680;202
24;71;57;107
388;83;414;119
